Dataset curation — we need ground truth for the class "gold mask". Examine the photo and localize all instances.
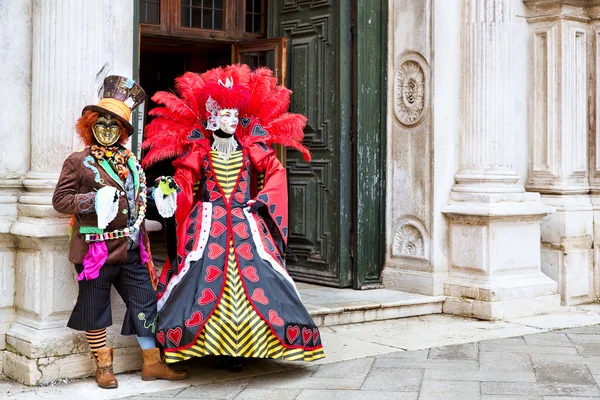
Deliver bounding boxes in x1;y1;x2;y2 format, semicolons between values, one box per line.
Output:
92;114;121;146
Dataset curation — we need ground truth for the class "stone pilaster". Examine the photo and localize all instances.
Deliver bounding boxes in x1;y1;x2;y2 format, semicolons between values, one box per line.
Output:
442;0;559;320
0;0;33;375
524;1;597;306
4;0;139;385
383;0;442;295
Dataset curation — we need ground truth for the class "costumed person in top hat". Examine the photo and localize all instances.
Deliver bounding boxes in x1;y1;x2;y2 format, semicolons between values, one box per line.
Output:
52;76;188;389
142;64;325;370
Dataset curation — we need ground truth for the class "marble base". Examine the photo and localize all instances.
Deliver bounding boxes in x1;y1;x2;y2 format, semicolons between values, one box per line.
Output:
442;192;560;320
381;267;447;296
540;195;595;306
5;321;141;385
443;275;560;320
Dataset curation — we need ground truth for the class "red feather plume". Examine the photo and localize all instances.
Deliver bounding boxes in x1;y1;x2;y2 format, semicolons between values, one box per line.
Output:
142;64;311;168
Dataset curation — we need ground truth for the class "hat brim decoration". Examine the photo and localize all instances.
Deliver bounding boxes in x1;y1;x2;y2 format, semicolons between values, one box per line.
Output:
82;76;146;135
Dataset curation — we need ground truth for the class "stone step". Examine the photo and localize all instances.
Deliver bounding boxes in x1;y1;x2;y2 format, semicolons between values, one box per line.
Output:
297;284;445;327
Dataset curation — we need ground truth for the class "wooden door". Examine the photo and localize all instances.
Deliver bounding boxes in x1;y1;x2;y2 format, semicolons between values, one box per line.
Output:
268;0;353;287
232;38;288;163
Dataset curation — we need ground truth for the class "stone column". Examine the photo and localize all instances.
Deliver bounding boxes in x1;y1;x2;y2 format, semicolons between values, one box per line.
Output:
442;0;559;320
5;0;139;385
0;0;33;375
524;1;596;306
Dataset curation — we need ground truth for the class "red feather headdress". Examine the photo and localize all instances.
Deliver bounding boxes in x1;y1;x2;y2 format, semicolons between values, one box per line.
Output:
142;64;310;168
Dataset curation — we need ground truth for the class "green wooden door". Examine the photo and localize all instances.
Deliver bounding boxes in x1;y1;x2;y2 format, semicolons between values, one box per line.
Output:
269;0;353;287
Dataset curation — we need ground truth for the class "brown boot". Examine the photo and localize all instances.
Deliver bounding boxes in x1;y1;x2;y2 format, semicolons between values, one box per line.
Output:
95;347;118;389
141;348;189;381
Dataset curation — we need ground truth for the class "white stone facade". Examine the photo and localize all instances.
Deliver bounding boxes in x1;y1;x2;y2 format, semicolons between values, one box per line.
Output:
384;0;600;318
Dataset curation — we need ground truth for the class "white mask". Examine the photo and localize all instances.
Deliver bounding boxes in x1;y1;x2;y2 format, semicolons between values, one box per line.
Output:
218;109;239;135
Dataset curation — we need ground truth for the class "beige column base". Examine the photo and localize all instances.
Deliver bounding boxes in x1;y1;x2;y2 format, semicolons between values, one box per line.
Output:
4;217;142;385
442;192;560;320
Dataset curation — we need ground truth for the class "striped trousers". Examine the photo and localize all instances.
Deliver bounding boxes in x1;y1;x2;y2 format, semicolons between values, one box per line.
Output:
68;250;157;337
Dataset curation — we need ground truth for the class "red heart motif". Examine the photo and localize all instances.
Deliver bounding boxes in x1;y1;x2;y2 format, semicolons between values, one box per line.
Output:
231;208;244;219
242;171;248;180
210;221;227;237
233;222;249;239
239;181;248;193
251;288;269;305
203;160;210;170
208;243;225;259
156;331;165;345
235;192;245;204
167;327;182;346
209;191;221;202
206;180;216;191
206;171;213;179
313;328;319;344
269;310;284;327
236;243;253;260
198;288;217;305
286;325;300;343
185;311;204;327
302;327;312;346
205;265;222;282
213;206;227;219
242;266;259;282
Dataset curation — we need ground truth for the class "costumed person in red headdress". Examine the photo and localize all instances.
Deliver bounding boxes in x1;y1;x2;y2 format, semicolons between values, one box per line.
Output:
143;64;324;370
52;76;188;389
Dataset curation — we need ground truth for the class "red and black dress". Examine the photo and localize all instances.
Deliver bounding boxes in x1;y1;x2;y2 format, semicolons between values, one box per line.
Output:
155;136;324;363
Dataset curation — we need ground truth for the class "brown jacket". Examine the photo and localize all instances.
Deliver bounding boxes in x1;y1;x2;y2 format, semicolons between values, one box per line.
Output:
53;148;147;265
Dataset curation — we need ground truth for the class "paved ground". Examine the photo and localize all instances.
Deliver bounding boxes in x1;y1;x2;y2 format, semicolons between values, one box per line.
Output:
5;306;600;399
115;324;600;400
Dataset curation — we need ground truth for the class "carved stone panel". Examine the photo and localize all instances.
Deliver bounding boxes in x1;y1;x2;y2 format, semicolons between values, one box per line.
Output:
394;53;429;128
392;220;428;260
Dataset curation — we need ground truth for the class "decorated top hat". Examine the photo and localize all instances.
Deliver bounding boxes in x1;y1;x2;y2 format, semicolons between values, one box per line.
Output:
82;75;146;134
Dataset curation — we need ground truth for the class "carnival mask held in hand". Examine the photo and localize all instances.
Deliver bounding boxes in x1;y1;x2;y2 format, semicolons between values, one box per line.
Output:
92;114;121;146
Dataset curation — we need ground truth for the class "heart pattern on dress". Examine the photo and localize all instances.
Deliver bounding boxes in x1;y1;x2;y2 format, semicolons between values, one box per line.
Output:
156;331;165;345
236;243;253;260
213;206;227;219
286;325;300;343
313;328;319;344
208;243;225;259
233;222;249;239
242;266;259;282
205;265;222;282
302;327;312;346
185;311;204;327
231;208;245;219
198;288;217;305
209;191;221;202
269;310;284;326
210;221;227;237
167;327;182;346
251;288;269;305
235;192;245;204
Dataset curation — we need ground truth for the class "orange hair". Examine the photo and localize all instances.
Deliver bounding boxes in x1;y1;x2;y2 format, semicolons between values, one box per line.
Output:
75;111;129;146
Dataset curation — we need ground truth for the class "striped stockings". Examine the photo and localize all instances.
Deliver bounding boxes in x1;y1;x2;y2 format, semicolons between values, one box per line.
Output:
85;328;107;360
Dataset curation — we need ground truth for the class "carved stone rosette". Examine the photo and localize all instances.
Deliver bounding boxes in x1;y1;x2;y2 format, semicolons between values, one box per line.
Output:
393;52;430;129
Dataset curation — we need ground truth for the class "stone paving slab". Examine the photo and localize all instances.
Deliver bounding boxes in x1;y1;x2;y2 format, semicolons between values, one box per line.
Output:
8;311;600;399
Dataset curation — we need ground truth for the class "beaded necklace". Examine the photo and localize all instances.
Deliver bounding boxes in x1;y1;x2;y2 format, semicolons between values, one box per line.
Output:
84;154;148;243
